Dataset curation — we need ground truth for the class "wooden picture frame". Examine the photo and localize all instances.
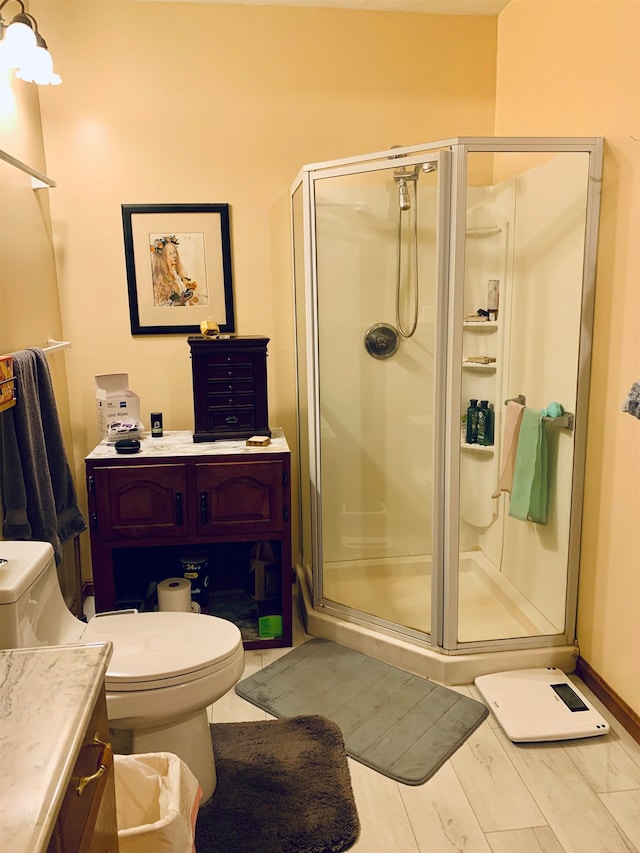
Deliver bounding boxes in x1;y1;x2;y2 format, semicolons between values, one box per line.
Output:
122;203;235;335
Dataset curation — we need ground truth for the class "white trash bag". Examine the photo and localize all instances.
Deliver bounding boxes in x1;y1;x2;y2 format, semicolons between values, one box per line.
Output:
114;752;202;853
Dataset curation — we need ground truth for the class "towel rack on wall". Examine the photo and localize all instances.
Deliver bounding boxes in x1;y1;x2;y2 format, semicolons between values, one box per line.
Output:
44;339;71;354
0;148;56;189
0;343;70;408
504;395;574;431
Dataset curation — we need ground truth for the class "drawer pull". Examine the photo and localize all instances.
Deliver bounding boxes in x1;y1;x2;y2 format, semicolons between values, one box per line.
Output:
225;415;239;424
76;734;111;796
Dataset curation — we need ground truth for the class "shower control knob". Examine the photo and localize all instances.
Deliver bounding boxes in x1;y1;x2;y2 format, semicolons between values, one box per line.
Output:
364;323;400;360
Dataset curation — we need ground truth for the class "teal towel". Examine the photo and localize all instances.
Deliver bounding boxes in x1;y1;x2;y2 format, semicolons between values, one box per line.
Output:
508;408;549;525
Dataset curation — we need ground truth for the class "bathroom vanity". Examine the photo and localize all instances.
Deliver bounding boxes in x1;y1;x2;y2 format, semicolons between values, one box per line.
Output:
85;429;293;649
0;643;118;853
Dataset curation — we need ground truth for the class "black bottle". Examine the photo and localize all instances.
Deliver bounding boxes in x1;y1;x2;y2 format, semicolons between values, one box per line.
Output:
151;412;163;437
466;399;479;444
477;401;494;446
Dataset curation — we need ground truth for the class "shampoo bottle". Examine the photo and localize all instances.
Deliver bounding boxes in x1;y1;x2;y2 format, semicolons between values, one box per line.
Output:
466;399;479;444
477;400;494;446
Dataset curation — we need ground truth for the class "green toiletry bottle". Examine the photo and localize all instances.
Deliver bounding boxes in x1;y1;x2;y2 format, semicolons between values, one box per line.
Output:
466;399;479;444
477;400;494;446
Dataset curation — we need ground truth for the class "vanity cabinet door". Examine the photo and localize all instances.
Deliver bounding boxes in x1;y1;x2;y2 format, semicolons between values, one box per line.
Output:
195;459;286;536
92;464;188;540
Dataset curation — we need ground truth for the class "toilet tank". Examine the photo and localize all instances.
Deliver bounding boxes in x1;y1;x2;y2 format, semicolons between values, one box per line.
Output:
0;541;85;649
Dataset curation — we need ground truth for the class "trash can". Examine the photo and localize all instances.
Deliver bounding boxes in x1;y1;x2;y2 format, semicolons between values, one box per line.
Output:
114;752;202;853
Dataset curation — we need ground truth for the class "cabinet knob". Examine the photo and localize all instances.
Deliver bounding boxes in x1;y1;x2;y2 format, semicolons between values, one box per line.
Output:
200;490;209;525
175;491;183;526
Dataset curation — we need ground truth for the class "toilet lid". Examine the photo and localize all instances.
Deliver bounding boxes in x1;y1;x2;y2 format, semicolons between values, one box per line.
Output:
82;612;242;691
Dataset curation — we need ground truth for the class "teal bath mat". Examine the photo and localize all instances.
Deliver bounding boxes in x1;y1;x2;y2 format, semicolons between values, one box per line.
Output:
236;638;489;785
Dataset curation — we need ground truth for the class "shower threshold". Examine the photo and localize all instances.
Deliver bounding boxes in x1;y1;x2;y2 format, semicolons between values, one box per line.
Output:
297;556;577;685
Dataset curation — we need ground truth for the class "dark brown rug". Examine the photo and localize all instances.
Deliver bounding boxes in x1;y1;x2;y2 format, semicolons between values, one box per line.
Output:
195;715;360;853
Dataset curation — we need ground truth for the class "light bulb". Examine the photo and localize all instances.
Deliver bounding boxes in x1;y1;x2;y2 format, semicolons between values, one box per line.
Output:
2;18;36;69
15;40;61;85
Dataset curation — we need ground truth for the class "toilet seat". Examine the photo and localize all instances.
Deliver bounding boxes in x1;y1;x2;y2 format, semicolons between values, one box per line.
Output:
82;611;243;692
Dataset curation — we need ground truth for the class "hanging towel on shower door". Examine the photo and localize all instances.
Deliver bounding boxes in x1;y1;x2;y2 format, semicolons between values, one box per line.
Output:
508;408;549;525
491;400;525;498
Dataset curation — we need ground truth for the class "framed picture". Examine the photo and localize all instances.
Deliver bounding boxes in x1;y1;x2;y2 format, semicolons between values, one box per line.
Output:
122;203;235;335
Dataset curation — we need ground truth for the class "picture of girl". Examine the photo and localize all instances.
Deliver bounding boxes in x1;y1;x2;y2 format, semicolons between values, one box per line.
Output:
150;235;200;307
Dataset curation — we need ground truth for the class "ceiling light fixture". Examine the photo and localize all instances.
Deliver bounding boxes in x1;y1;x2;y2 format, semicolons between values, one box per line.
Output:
0;0;61;85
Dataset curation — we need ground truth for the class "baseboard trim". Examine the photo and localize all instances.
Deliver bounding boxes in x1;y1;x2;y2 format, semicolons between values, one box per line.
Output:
576;656;640;744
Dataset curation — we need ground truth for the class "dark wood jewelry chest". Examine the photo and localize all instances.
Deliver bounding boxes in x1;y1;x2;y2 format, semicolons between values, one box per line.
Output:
188;335;270;442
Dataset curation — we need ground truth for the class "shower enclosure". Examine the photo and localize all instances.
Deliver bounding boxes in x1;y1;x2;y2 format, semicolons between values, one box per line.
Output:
290;137;603;683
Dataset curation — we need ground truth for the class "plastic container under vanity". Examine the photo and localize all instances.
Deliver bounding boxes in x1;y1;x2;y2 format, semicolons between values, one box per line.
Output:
247;541;279;602
179;552;210;607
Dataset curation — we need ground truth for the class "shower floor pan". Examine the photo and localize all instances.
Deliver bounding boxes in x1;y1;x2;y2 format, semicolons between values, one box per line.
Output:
321;550;558;641
300;551;575;685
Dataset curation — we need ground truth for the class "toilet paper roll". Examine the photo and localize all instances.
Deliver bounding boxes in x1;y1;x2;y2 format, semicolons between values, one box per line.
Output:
157;577;192;612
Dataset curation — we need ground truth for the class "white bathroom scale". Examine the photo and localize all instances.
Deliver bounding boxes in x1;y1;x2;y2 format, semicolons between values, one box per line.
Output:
474;668;609;742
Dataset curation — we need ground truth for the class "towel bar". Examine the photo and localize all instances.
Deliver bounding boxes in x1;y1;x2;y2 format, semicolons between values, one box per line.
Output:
544;412;574;430
504;396;574;430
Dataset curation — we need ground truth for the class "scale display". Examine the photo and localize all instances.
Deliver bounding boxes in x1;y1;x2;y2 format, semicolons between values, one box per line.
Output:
475;668;610;742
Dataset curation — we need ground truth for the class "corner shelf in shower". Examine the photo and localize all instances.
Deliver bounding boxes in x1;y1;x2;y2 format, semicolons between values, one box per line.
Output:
463;321;499;330
466;226;503;238
460;442;494;453
462;360;497;371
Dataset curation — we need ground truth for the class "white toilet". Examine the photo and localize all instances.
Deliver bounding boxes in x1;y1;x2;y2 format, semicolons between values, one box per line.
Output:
0;540;245;804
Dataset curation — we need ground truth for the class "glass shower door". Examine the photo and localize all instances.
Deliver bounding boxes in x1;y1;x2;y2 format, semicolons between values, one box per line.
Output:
451;145;597;648
310;153;446;639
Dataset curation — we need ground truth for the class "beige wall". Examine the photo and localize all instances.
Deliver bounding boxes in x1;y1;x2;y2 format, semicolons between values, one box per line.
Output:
495;0;640;712
0;60;73;489
0;48;78;591
29;0;497;581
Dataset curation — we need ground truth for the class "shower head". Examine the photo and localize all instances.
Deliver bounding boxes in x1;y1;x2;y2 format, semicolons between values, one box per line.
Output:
398;179;411;211
393;160;436;211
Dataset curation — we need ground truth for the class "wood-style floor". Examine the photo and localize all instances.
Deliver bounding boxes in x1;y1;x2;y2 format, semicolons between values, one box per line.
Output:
209;587;640;853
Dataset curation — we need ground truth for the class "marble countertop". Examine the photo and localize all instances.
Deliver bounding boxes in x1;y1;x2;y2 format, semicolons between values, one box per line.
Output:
86;427;289;459
0;642;113;853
